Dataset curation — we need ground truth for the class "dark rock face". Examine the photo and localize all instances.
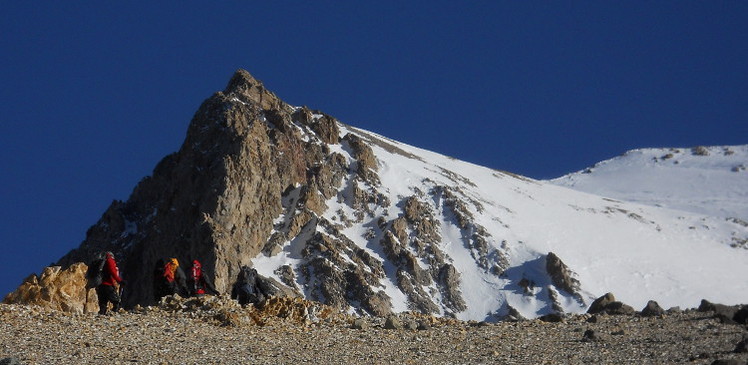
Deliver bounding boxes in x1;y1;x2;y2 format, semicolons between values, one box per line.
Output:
698;299;725;312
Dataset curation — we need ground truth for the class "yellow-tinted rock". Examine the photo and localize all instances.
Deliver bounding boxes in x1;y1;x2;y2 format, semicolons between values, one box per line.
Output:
3;263;98;313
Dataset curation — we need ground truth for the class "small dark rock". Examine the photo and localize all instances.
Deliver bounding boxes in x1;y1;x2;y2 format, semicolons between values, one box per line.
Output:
214;309;240;327
582;329;597;342
734;338;748;353
539;313;564;323
518;277;533;295
384;315;402;330
733;306;748;324
692;146;710;156
351;318;367;330
606;301;636;316
711;360;743;365
588;293;616;314
586;294;635;315
0;358;21;365
689;352;711;362
404;320;419;330
417;321;431;331
586;315;599;323
714;307;740;324
641;300;666;317
698;299;738;322
699;299;715;312
504;305;526;322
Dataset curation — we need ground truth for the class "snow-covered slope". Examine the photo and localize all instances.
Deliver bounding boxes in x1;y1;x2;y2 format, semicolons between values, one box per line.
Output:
253;128;748;320
550;145;748;221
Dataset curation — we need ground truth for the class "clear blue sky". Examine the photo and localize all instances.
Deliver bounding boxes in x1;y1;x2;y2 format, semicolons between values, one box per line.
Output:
1;2;746;297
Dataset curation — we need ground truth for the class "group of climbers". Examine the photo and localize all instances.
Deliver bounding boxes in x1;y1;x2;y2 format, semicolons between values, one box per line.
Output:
87;253;268;315
152;257;220;301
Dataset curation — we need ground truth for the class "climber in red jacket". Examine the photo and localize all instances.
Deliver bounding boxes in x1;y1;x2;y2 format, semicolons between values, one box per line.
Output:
189;259;219;296
97;251;124;315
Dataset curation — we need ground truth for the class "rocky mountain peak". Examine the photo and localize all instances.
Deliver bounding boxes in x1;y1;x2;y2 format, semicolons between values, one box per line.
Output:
223;69;281;110
53;70;359;311
38;70;748;321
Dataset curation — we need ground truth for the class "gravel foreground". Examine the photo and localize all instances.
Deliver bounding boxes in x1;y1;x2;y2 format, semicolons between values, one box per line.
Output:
1;301;747;365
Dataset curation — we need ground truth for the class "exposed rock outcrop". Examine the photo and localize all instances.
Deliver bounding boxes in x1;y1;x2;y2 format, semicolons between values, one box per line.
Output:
698;299;748;325
587;293;635;316
375;193;471;315
641;300;666;317
3;263;98;313
588;292;616;314
343;133;379;184
545;252;583;304
298;229;391;316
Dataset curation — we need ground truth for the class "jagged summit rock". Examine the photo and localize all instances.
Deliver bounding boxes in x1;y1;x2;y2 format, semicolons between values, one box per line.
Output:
223;69;282;110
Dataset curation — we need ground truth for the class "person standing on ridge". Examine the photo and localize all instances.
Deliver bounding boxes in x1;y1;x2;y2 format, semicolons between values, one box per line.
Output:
97;251;124;315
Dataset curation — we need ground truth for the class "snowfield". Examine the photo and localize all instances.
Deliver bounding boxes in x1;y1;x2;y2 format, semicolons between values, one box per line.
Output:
551;145;748;220
255;127;748;320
